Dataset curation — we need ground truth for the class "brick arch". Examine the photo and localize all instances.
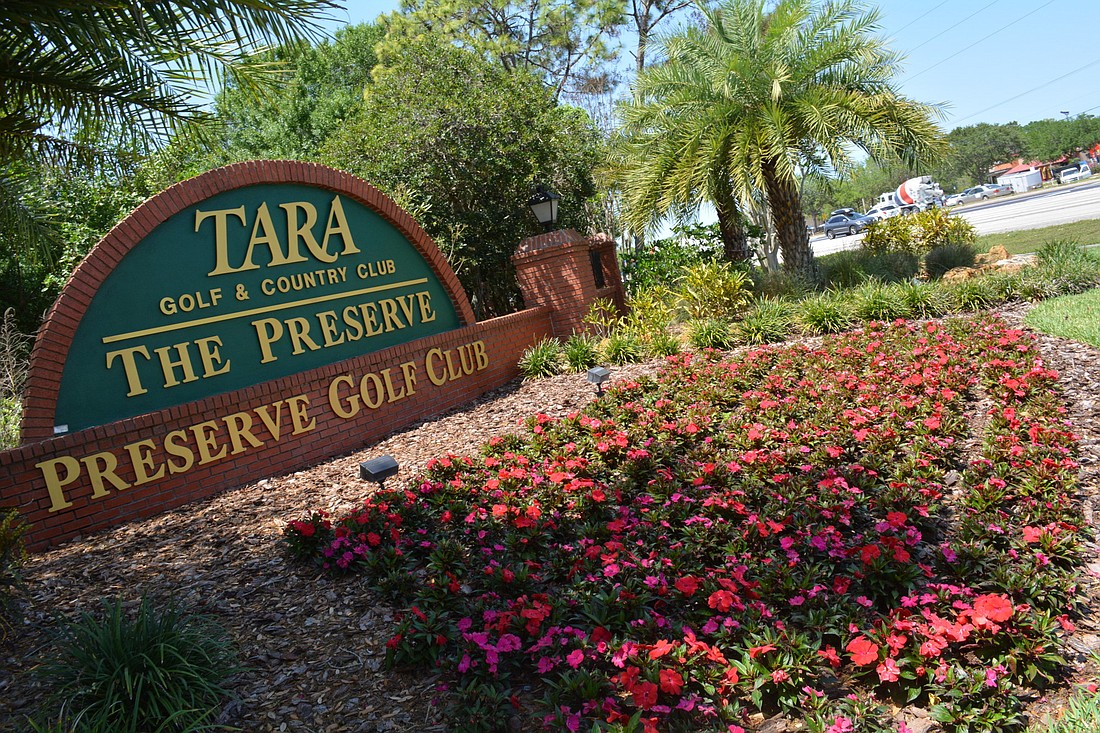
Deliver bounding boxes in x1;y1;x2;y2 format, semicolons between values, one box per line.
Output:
21;160;475;443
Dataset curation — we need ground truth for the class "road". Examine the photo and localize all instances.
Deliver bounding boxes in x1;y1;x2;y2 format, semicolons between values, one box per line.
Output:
810;180;1100;257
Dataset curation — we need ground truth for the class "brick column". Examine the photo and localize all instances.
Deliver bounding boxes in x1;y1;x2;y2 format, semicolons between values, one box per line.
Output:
512;229;626;339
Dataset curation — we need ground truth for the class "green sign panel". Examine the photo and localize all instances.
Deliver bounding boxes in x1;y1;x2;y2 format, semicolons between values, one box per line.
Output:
55;183;461;433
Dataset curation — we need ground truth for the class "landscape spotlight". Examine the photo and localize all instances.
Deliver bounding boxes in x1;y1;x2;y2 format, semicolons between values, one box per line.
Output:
586;366;611;395
527;184;560;232
360;454;399;488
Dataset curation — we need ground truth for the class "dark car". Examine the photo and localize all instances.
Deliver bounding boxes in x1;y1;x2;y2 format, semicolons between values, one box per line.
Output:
823;212;875;239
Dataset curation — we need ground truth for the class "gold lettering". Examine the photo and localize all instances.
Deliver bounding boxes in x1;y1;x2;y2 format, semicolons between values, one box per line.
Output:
317;310;345;348
253;317;283;363
426;347;448;386
379;298;403;332
81;451;131;497
243;202;298;268
358;302;383;337
400;360;418;397
154;342;199;388
321;196;360;256
106;345;151;397
190;420;227;465
164;429;195;474
473;340;489;371
359;373;385;409
280;201;328;263
197;206;248;276
195;336;231;379
381;368;406;403
286;317;320;355
125;439;165;485
416;291;437;323
328;375;360;418
37;456;81;513
287;395;316;434
342;305;364;342
224;411;264;455
255;401;285;441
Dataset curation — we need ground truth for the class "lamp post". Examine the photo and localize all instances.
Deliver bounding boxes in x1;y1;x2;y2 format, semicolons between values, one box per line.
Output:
527;184;560;232
359;455;399;489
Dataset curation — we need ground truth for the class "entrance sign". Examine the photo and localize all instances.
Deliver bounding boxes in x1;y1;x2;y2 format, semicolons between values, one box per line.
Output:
54;183;460;433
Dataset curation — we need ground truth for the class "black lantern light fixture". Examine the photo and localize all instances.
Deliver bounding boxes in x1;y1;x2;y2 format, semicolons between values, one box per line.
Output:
359;454;399;488
586;366;611;395
527;184;560;232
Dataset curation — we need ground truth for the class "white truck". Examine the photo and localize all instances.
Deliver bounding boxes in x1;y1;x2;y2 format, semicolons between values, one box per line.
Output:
872;176;944;214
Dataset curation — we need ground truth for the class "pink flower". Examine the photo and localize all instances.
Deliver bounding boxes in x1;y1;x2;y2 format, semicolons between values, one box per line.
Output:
566;649;584;668
877;658;901;683
827;717;854;733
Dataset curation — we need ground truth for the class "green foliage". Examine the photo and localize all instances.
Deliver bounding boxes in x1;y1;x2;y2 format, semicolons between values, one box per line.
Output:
735;298;794;344
645;329;682;357
925;242;978;279
0;308;29;450
863;209;977;258
376;0;626;98
323;38;600;318
750;268;813;300
676;261;752;320
214;24;385;162
583;298;623;338
562;334;601;373
1031;682;1100;733
687;319;734;350
941;122;1026;185
946;277;1003;312
819;249;920;287
851;281;912;321
518;338;564;379
621;227;722;295
0;508;29;638
603;332;645;365
796;291;856;335
899;281;952;317
34;595;239;733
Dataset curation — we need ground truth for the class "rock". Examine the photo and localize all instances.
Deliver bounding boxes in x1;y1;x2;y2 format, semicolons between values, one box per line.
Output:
974;245;1010;264
942;267;978;282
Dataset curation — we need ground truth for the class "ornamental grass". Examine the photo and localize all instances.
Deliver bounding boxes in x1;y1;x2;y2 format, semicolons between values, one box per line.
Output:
287;316;1082;733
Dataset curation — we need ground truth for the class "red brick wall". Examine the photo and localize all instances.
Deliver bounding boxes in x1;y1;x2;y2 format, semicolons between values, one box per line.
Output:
512;229;627;338
0;308;552;551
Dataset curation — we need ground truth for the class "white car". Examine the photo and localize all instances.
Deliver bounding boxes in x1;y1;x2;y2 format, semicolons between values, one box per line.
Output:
865;203;902;221
1059;164;1093;184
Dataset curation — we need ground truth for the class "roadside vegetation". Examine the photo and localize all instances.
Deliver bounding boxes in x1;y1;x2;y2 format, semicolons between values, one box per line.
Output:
975;220;1100;257
1024;288;1100;348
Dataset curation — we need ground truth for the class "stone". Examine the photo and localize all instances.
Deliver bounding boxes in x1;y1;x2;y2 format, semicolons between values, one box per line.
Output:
942;267;978;282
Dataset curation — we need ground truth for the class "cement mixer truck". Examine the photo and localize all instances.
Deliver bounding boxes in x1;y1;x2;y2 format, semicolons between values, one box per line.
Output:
873;176;944;214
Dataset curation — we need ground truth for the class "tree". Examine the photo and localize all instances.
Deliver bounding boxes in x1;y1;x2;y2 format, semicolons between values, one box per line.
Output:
376;0;626;100
322;39;600;318
944;123;1024;184
214;23;385;162
627;0;693;75
617;0;943;281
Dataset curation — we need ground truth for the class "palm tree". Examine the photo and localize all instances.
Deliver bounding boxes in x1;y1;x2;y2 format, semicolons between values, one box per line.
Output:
617;0;944;280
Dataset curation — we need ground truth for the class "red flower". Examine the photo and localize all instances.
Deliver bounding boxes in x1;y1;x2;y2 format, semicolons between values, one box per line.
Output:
708;589;735;612
876;658;901;683
633;680;658;709
649;639;675;660
972;594;1014;625
659;668;684;694
294;521;315;537
748;643;776;659
817;646;841;667
860;544;881;564
846;637;880;666
675;576;701;596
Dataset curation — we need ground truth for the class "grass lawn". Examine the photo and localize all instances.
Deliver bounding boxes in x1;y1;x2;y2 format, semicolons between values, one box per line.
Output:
976;219;1100;256
1024;287;1100;347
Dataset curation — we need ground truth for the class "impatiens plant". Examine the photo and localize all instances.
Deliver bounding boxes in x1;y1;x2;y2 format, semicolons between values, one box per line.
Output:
286;316;1083;732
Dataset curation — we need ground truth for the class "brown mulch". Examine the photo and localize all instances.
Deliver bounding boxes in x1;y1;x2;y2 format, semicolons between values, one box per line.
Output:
3;304;1100;732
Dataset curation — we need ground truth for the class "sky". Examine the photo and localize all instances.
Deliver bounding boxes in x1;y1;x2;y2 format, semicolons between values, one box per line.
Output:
325;0;1094;132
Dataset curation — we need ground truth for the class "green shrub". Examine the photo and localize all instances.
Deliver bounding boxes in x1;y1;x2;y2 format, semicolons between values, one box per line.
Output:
562;334;600;373
646;330;682;357
1035;239;1093;269
817;250;868;288
749;268;811;300
35;595;240;733
622;286;677;341
899;281;951;317
687;319;734;350
0;308;29;451
0;507;29;636
924;241;977;279
735;299;794;345
620;226;722;295
603;332;644;365
796;292;856;335
819;249;918;287
863;208;976;257
676;261;752;320
518;338;563;379
581;299;621;338
851;281;912;321
0;396;20;451
946;277;1002;312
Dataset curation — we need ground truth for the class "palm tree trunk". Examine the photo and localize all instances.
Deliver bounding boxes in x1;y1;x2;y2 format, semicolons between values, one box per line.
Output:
713;166;749;262
763;160;820;283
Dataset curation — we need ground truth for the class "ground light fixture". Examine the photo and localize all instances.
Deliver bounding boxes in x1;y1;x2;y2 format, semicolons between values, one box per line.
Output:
587;366;611;395
359;455;399;488
527;184;560;231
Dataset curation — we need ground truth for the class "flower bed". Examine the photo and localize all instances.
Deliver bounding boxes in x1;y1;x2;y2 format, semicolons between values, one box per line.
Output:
286;317;1082;732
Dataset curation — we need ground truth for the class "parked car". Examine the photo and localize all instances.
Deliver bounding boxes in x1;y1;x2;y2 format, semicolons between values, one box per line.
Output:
823;212;875;239
1058;163;1093;184
945;188;979;206
865;203;902;221
976;183;1013;198
828;208;858;218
